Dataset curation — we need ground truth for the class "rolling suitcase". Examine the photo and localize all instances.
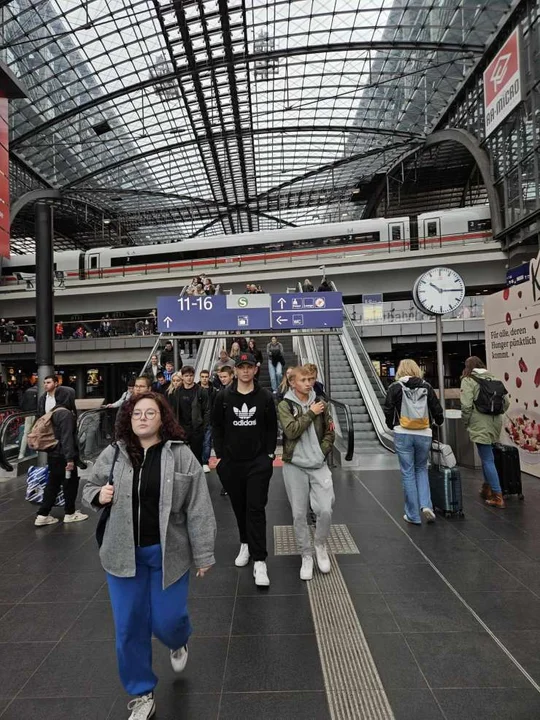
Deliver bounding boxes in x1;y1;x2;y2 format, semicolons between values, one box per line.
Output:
493;443;523;499
428;428;464;517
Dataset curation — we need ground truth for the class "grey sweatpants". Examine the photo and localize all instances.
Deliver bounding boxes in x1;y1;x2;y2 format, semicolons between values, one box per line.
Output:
282;463;335;556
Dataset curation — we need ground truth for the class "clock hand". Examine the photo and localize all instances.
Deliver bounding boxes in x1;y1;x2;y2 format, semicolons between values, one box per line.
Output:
429;283;442;293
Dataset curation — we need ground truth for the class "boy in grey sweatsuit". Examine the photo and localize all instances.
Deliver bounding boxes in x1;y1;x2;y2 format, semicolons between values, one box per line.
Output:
278;365;335;580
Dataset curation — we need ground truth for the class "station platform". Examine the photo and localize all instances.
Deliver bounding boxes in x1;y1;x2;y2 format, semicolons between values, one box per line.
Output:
0;463;539;720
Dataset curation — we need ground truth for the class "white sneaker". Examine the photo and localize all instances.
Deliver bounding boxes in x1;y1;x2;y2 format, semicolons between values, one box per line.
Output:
422;507;436;524
253;561;270;587
63;510;89;523
127;692;155;720
314;544;331;574
202;464;211;474
300;555;313;581
34;515;59;527
235;543;250;567
170;645;188;673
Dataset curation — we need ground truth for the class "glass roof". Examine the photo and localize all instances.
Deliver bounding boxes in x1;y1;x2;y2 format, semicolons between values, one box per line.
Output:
2;0;512;248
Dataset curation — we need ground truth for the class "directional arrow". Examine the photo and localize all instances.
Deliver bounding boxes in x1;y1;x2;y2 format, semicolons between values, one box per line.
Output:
277;297;286;309
163;316;173;328
276;315;288;325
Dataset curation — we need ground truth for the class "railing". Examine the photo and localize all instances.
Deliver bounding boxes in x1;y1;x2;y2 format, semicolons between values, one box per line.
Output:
77;408;118;463
0;411;37;472
327;397;354;462
347;296;485;326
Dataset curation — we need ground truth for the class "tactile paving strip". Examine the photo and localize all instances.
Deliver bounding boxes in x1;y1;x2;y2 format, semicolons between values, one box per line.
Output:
273;524;359;555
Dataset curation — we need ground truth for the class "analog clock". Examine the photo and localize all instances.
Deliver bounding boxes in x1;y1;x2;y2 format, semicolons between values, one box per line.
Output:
413;267;465;316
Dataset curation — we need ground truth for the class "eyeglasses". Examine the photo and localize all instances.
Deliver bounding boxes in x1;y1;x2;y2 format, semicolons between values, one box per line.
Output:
132;409;160;420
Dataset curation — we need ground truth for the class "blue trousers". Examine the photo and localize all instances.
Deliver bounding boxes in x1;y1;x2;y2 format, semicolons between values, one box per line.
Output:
476;443;502;493
268;361;283;392
106;544;192;696
202;425;212;464
394;433;433;524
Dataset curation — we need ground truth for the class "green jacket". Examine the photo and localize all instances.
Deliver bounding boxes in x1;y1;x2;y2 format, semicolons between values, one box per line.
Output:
278;393;335;464
460;370;509;445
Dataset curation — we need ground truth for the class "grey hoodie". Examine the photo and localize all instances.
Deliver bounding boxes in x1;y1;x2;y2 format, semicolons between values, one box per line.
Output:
284;388;325;469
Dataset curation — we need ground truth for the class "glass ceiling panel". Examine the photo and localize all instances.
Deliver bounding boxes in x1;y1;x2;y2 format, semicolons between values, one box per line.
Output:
2;0;513;245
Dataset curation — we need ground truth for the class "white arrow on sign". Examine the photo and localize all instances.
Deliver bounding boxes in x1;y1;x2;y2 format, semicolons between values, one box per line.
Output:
277;297;286;309
276;315;288;325
163;316;173;328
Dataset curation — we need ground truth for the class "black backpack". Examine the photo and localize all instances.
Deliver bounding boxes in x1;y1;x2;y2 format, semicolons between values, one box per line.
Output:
472;376;507;415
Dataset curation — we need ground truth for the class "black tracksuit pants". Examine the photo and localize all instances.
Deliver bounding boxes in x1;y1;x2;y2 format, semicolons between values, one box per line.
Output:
38;455;79;516
217;454;273;561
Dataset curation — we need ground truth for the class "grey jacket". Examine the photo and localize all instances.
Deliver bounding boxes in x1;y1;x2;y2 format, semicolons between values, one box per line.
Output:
82;441;216;589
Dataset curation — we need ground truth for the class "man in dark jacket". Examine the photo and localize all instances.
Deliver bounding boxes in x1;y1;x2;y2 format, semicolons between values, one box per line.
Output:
175;366;210;464
37;376;77;418
34;407;88;526
198;369;215;474
212;352;278;587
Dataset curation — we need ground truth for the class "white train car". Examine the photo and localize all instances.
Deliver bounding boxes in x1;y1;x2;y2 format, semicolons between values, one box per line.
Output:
418;205;492;246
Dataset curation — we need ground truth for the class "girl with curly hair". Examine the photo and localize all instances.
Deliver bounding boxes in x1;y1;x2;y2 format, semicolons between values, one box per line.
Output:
82;392;216;720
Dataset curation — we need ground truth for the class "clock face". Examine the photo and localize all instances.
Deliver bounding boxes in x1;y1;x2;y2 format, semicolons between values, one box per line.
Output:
414;267;465;316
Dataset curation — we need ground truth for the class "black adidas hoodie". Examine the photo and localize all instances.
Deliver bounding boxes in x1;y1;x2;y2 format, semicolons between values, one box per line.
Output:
212;380;278;461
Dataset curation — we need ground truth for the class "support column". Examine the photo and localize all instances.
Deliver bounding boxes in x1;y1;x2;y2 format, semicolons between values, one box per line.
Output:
76;370;85;399
435;315;448;445
322;335;331;399
35;202;54;391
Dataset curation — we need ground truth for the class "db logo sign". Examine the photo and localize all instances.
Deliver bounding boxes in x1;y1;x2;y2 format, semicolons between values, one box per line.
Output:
489;53;512;94
238;297;248;308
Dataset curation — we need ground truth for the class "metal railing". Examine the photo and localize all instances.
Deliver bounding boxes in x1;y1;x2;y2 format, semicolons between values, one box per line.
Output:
0;411;37;472
77;408;118;463
327;397;354;462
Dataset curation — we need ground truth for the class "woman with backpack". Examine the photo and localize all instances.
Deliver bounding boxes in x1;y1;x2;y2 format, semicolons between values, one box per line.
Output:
460;356;509;508
384;359;444;525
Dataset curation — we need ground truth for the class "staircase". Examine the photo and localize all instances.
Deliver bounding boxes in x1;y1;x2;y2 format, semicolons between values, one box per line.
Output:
315;335;381;452
226;334;296;392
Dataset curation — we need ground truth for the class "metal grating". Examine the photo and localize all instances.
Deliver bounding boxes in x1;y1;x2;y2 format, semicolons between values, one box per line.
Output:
273;524;359;556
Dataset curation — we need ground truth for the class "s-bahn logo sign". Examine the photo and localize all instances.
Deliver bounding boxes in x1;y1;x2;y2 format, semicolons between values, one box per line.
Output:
484;28;522;137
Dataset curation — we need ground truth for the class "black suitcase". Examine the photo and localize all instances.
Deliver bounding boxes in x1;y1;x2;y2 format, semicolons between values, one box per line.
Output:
493;443;524;499
428;466;464;517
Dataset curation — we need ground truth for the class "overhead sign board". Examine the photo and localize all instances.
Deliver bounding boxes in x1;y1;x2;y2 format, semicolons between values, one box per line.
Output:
484;28;522;137
506;262;530;287
157;292;343;333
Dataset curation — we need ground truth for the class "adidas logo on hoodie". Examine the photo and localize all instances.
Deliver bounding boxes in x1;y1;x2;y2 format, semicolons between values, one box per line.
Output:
233;403;257;427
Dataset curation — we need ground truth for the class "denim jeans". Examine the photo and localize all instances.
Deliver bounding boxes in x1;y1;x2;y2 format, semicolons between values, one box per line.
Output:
475;443;502;493
268;361;283;393
394;433;433;523
202;425;212;465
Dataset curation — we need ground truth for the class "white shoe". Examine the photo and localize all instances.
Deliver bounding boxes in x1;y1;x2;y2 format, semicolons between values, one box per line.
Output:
63;510;89;523
34;515;59;527
314;544;331;573
422;507;436;524
202;464;211;474
235;543;250;567
170;645;188;673
403;514;420;525
300;555;313;581
127;692;155;720
253;561;270;587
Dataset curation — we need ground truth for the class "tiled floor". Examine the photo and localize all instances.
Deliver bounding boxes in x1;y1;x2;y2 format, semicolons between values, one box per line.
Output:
0;462;540;719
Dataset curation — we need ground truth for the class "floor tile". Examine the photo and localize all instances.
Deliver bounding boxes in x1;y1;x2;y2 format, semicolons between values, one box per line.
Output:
436;560;524;592
232;595;314;635
224;635;323;692
0;573;50;603
339;565;380;594
109;693;221;720
366;633;427;689
502;561;540;595
219;691;330;720
189;566;238;598
435;688;540;719
369;564;447;593
150;636;228;694
189;596;235;637
24;571;106;603
17;640;121;698
0;697;116;720
64;601;115;642
474;538;531;565
354;536;425;565
497;630;540;684
462;591;540;631
406;631;529;688
0;602;85;642
383;592;479;633
350;593;400;633
385;689;445;720
237;563;308;596
0;642;55;696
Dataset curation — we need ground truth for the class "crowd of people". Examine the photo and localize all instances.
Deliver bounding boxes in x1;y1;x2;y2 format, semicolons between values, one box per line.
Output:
186;275;216;296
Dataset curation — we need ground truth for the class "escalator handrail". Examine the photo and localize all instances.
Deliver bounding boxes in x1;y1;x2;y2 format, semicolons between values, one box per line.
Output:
326;396;354;462
0;410;36;472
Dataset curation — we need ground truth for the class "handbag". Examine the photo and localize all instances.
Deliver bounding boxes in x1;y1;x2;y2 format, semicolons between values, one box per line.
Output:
431;439;457;469
95;445;120;548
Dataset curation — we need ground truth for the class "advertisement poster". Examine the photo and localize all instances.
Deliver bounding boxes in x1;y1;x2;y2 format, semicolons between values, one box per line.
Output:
484;250;540;478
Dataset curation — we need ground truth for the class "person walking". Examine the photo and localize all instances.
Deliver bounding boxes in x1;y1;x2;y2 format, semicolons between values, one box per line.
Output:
460;356;509;508
278;366;335;580
82;392;216;720
247;339;263;377
174;366;210;465
384;359;444;525
34;406;88;526
106;380;134;409
267;336;285;394
37;375;77;417
212;352;277;586
198;369;215;474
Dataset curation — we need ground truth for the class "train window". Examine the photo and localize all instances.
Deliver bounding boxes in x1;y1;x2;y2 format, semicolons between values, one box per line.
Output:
427;221;438;237
390;225;401;241
89;256;98;270
2;263;35;275
468;219;492;232
348;232;380;244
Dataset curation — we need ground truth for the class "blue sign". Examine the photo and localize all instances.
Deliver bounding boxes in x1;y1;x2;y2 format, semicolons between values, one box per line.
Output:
362;293;383;305
506;262;530;287
157;292;343;332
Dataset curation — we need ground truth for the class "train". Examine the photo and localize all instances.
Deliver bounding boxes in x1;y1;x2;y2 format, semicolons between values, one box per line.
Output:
1;205;492;284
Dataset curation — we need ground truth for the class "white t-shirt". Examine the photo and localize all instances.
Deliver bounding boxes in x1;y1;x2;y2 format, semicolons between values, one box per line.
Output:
45;393;56;413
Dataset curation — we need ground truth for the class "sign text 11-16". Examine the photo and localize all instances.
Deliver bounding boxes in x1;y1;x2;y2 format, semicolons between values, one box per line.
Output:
178;296;214;311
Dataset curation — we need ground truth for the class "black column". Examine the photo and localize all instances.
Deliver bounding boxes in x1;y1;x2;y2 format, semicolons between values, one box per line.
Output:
35;202;54;389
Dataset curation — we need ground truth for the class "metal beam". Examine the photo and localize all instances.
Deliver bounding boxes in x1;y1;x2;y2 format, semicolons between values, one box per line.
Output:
10;40;483;149
10;189;62;224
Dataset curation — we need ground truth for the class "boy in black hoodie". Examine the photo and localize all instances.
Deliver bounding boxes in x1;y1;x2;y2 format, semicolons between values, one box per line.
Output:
212;352;278;587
